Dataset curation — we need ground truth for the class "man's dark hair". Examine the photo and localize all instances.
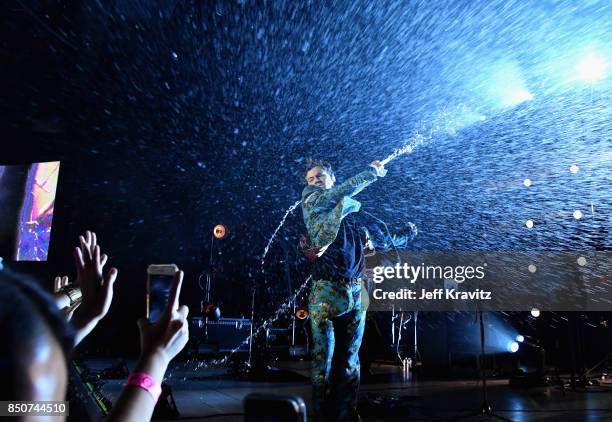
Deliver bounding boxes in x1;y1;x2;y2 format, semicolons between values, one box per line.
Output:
302;158;334;184
0;270;75;399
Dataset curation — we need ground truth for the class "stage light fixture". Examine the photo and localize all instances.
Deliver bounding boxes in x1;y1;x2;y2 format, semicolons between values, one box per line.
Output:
516;334;525;343
204;303;221;320
295;307;309;320
574;51;608;83
530;308;540;318
505;89;533;106
508;341;520;353
213;224;228;239
486;61;533;107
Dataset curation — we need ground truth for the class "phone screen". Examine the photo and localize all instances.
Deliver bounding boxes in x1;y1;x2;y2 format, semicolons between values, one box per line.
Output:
148;274;173;322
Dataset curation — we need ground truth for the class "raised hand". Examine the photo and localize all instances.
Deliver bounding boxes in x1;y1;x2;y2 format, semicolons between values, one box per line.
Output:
54;275;70;292
107;273;189;422
70;230;118;345
137;270;189;366
370;160;388;178
73;230;117;323
53;275;81;319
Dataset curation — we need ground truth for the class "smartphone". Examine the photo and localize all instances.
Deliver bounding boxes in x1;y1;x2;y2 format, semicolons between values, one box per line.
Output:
147;264;178;322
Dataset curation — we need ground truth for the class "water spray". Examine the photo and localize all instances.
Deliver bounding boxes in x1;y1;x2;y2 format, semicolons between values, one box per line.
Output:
380;132;429;166
261;199;302;268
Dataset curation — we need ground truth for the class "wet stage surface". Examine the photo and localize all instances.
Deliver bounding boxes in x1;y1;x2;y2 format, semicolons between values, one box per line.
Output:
81;358;612;421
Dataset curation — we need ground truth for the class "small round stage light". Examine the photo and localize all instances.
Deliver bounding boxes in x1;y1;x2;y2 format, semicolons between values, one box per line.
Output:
530;308;540;318
516;334;525;343
204;303;221;320
213;224;228;239
508;341;520;353
295;307;309;320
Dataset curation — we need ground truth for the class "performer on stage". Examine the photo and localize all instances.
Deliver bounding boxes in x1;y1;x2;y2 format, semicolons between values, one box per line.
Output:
300;159;415;421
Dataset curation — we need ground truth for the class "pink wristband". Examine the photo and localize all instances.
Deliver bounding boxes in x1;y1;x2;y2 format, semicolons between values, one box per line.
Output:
126;372;162;403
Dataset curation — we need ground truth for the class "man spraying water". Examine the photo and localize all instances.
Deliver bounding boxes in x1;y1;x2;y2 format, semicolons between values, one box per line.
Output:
300;158;416;421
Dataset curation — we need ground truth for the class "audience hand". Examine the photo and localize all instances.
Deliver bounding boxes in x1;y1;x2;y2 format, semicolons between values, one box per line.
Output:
53;275;81;319
108;272;188;421
135;270;189;382
73;230;117;323
69;230;118;345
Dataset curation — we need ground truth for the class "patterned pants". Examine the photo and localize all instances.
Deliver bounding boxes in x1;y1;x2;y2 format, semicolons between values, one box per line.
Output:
309;279;369;422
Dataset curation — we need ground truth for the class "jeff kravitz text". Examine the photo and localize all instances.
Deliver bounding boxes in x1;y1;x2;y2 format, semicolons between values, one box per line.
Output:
372;287;492;300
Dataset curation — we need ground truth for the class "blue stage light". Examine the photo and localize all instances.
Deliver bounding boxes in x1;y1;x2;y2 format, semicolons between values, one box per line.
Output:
508;341;520;353
516;334;525;343
503;89;533;107
483;61;534;108
574;51;608;83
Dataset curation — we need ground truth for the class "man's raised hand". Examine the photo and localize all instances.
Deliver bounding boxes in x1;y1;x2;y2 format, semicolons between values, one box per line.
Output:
370;160;388;178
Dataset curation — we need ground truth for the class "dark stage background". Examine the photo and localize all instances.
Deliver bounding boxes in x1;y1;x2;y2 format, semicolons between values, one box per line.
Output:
1;1;609;363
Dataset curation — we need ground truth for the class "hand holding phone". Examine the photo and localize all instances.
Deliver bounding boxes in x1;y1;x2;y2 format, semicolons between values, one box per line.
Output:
139;269;189;368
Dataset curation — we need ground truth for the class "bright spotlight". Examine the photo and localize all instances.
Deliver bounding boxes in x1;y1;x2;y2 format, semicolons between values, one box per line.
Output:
508;341;520;353
516;334;525;343
506;89;533;106
482;61;533;108
530;308;540;318
575;52;608;83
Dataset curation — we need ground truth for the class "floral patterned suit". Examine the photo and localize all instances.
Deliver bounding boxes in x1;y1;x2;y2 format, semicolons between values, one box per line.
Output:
301;168;378;421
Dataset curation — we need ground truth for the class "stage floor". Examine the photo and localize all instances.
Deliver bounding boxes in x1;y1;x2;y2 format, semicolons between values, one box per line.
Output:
82;358;612;421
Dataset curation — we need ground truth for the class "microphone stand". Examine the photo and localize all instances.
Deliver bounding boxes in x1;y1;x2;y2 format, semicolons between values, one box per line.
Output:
451;310;512;421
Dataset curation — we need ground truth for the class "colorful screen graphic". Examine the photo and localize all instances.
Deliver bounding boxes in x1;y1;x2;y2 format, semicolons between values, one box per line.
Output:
0;162;60;261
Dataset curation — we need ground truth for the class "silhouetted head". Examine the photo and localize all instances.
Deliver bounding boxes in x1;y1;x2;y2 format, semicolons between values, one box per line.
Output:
0;270;74;401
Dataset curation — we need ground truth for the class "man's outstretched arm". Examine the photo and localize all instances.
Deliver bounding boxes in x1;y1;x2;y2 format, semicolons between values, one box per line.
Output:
304;161;387;207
